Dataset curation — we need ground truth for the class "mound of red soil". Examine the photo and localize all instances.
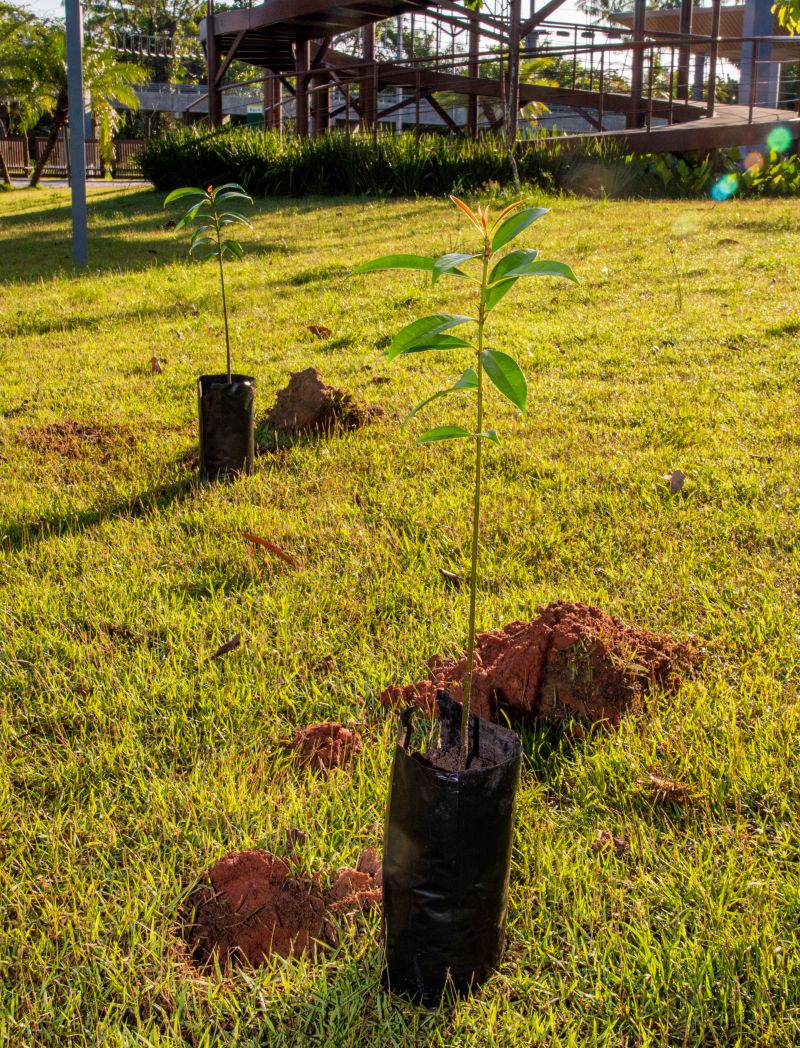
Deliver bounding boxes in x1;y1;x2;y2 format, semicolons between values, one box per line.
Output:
264;367;383;435
381;601;702;727
282;722;363;771
184;851;332;969
183;848;382;971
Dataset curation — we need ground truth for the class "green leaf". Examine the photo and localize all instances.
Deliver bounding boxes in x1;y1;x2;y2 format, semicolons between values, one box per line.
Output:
387;313;473;360
493;256;579;283
190;224;213;244
219;213;253;228
485;278;517;312
416;425;471;444
402;368;478;426
481;349;528;413
453;367;479;390
491;207;549;250
174;199;211;230
486;255;578;310
489;248;539;284
164;186;207;207
477;429;501;444
431;252;477;285
215;191;253;205
221;239;244;259
393;333;473;358
215;182;248;194
352;254;435;276
189;236;217;256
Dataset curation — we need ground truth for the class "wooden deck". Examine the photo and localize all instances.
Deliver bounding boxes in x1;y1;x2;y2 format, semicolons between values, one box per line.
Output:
561;105;800;154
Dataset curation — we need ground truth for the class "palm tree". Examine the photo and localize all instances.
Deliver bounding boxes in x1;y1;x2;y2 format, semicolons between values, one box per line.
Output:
1;17;145;186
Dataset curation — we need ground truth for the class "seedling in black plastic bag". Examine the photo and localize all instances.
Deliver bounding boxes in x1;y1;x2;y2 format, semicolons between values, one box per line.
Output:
354;196;577;768
165;183;253;384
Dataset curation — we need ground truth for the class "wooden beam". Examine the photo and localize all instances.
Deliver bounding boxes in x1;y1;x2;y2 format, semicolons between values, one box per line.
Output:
215;29;246;84
425;93;460;133
520;0;571;36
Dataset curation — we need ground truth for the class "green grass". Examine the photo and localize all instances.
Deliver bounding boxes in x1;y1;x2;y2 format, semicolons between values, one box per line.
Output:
2;184;800;1046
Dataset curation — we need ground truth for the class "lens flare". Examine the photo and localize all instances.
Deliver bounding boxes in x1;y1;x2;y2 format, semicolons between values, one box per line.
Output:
766;125;792;154
710;172;739;201
744;151;764;172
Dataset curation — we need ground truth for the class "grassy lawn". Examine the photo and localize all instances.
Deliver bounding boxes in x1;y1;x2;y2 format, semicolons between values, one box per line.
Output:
1;183;800;1046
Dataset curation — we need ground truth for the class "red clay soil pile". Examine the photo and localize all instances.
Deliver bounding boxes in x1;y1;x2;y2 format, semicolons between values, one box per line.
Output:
183;848;382;971
281;722;363;771
264;367;383;435
381;600;702;727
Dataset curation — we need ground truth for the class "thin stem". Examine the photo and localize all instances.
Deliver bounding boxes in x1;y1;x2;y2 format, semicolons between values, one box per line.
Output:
459;241;490;769
215;206;232;383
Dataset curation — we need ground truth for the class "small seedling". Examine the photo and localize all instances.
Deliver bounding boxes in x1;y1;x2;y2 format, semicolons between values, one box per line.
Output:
355;196;578;768
164;183;253;383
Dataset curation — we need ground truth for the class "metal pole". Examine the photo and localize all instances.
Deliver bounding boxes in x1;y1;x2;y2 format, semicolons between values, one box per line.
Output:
65;0;88;266
396;15;403;133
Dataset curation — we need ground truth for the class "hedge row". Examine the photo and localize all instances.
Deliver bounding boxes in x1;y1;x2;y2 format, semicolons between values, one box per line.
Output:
138;127;800;200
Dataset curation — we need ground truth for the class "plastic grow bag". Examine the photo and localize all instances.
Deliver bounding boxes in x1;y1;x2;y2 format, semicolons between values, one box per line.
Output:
197;374;255;481
382;690;523;1006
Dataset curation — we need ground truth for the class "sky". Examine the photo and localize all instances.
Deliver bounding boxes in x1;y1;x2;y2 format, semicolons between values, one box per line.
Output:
13;0;592;30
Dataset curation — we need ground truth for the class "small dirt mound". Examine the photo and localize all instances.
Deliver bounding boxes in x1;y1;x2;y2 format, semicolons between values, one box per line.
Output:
281;722;362;771
381;601;702;727
183;848;381;971
263;367;383;435
20;420;137;461
184;851;332;970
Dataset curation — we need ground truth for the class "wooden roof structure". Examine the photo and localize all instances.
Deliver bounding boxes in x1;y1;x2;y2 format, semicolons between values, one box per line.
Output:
198;0;800;154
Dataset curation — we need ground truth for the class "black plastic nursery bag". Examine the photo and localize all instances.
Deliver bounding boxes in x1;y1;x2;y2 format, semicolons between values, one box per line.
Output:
197;374;255;481
382;691;523;1006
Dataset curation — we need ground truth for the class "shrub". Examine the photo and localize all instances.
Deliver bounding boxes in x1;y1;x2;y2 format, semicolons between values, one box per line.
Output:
138;126;800;201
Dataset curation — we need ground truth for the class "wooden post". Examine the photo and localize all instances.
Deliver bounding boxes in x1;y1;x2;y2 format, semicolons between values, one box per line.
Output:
295;39;310;137
677;0;693;102
706;0;721;117
467;11;480;137
311;71;330;136
206;0;222;127
362;22;376;132
627;0;646;130
264;73;282;131
506;0;522;144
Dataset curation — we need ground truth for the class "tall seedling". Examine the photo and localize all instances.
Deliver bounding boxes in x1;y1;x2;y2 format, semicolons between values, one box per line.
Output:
165;183;253;383
355;197;577;768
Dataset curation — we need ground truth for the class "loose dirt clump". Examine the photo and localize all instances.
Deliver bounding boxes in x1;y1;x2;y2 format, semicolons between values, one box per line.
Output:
184;851;333;970
263;367;383;435
182;848;382;971
381;601;702;728
20;420;137;461
326;848;382;915
281;722;363;771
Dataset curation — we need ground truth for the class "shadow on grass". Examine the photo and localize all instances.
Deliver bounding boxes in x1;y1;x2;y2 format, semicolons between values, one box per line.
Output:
2;474;196;552
0;189;370;283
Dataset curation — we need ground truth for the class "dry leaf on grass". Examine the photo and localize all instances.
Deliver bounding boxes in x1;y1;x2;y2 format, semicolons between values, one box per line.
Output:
150;357;165;374
243;532;302;569
439;568;461;591
591;830;630;856
308;324;332;339
211;633;243;660
639;774;695;806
